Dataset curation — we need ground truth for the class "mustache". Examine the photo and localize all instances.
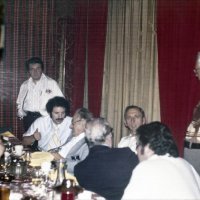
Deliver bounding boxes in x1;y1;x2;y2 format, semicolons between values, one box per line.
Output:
55;118;64;121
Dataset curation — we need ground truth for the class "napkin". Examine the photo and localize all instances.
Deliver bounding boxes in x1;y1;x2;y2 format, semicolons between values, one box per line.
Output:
1;131;14;137
30;152;54;167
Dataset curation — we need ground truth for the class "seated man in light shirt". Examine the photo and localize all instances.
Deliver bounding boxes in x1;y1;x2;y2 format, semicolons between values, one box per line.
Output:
118;105;146;153
22;96;72;151
52;108;93;174
122;122;200;200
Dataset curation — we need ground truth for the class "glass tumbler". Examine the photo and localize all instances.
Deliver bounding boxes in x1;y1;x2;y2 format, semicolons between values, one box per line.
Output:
0;183;10;200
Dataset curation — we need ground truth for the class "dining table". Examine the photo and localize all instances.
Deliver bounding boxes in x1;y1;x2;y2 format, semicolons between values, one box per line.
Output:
0;131;105;200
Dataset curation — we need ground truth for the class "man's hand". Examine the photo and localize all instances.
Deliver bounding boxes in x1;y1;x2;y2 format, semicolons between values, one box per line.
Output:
51;152;64;160
33;128;41;141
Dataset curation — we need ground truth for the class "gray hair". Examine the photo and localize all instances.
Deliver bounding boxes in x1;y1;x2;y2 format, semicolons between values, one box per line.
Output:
85;118;113;147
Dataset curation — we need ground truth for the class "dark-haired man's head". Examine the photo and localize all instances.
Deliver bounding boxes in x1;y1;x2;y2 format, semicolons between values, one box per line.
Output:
46;96;70;125
26;57;44;82
124;105;146;135
136;121;179;162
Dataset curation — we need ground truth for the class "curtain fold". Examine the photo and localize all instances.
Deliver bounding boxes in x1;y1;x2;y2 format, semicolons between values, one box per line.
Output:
87;0;108;117
101;0;160;146
71;0;107;116
71;0;88;114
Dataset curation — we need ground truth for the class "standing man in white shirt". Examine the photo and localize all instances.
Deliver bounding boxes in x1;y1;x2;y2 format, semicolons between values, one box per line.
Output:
52;107;93;174
22;96;72;152
16;57;64;132
118;105;146;153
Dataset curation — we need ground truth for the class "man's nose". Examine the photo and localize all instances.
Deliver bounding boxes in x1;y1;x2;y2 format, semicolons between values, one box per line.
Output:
58;113;63;118
131;117;136;122
69;123;73;129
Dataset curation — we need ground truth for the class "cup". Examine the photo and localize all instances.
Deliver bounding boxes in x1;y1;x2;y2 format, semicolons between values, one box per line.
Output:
14;145;23;156
0;184;10;200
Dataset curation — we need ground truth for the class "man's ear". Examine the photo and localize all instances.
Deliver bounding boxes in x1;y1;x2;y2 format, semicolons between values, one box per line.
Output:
142;117;146;124
144;144;154;158
124;120;128;128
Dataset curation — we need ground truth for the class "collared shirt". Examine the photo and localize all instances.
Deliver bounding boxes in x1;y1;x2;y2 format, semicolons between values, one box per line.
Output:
118;134;137;153
16;73;64;117
23;115;72;151
122;154;200;199
59;132;85;158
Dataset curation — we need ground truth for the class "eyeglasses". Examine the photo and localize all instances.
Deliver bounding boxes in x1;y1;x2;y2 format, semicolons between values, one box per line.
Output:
71;119;82;126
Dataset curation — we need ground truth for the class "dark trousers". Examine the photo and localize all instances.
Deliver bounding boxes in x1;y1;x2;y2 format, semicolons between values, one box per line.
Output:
23;111;41;132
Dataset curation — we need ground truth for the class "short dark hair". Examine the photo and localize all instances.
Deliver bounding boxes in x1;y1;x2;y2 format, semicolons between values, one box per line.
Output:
25;57;44;71
46;96;70;116
124;105;145;119
136;121;179;157
75;108;93;121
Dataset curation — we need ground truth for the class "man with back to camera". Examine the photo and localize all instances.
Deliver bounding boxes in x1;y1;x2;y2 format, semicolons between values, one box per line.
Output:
122;122;200;199
22;96;72;151
118;105;146;153
16;57;64;132
74;117;139;200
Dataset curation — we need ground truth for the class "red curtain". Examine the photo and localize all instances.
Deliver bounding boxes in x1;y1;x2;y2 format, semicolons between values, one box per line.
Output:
71;1;88;114
87;1;108;117
71;0;108;116
157;0;200;154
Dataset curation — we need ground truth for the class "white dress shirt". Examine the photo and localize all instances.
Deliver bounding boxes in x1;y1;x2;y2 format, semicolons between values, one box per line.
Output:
16;73;64;118
122;154;200;199
23;115;72;151
118;134;137;153
59;132;85;158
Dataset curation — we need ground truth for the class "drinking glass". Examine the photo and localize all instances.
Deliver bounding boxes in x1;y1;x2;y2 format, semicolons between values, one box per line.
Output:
0;183;10;200
24;151;31;165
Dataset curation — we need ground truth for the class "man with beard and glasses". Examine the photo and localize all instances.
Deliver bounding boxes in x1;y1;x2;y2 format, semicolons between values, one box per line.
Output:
22;96;72;151
51;108;93;174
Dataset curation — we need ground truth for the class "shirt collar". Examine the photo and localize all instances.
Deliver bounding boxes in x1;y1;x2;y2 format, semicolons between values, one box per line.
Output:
73;132;85;140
